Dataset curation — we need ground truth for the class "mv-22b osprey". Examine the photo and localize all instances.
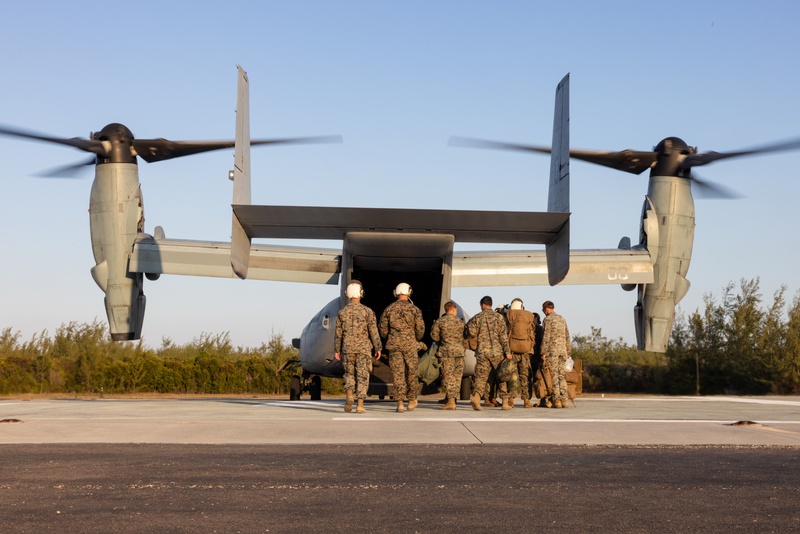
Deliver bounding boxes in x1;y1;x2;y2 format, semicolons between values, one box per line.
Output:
3;67;799;399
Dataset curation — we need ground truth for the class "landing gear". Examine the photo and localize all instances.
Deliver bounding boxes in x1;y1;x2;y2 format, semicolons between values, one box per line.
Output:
290;375;302;400
309;375;322;400
288;372;324;401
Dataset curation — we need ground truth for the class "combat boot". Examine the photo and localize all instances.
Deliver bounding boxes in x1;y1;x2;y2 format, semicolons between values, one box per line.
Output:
356;399;366;414
524;399;534;408
470;393;483;411
501;397;512;410
408;399;418;411
509;398;515;408
538;398;552;409
551;398;562;408
344;391;354;413
438;396;448;404
484;398;497;407
442;398;457;410
560;399;569;409
396;400;405;413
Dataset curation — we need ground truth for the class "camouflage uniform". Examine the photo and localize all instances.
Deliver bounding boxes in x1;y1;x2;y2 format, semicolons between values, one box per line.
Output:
335;301;382;400
466;308;511;400
531;321;544;398
430;313;466;399
506;308;535;401
379;299;425;401
541;310;571;404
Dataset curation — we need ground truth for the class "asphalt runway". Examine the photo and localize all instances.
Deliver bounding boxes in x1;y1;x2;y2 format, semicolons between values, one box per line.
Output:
2;395;800;532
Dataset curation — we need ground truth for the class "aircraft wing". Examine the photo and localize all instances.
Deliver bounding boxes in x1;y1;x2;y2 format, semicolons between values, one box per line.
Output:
130;234;340;284
131;234;652;288
452;248;653;287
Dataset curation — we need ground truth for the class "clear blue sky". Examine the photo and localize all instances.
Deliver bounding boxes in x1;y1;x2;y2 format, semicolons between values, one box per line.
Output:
1;1;799;348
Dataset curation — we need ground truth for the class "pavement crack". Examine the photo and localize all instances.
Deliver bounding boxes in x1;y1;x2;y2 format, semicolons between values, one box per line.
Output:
460;421;483;443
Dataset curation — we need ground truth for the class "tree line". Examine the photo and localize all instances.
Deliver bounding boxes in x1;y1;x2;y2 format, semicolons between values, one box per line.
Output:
2;278;798;396
575;278;800;395
0;322;335;396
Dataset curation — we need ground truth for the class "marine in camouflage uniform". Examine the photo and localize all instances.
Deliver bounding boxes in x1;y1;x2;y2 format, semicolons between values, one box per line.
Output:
379;284;425;411
465;296;512;410
530;312;545;400
505;302;535;408
540;300;571;408
430;301;466;409
334;295;382;406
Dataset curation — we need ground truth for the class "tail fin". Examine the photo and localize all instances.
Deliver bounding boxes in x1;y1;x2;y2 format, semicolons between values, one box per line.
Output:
545;73;570;285
231;64;252;279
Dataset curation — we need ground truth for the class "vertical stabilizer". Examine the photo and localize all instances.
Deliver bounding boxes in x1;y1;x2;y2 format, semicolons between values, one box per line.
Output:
545;73;570;285
231;65;252;279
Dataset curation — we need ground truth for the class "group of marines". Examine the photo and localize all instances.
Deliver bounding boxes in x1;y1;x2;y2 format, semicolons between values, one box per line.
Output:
333;280;572;413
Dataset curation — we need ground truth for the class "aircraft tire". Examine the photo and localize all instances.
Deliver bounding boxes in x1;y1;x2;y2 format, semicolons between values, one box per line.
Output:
289;375;302;400
460;376;472;401
309;376;322;400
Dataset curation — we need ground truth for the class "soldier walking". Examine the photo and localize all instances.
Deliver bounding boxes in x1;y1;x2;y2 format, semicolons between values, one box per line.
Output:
466;296;512;411
430;301;466;410
334;281;382;414
540;300;571;409
505;298;536;408
379;283;425;413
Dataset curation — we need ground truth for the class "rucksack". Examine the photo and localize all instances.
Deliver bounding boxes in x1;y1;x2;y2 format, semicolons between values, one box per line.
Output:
506;309;534;354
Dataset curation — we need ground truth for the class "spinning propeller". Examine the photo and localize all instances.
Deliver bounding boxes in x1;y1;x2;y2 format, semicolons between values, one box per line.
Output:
0;122;342;177
449;135;800;199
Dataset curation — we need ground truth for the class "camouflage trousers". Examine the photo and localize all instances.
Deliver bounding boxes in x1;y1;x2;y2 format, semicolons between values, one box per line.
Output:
389;348;419;401
472;353;510;400
513;353;532;400
440;356;465;399
546;355;568;402
342;353;372;400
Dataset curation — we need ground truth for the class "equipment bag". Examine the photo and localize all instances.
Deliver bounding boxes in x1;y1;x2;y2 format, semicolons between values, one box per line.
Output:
532;366;552;399
417;344;442;386
507;310;534;354
565;358;583;406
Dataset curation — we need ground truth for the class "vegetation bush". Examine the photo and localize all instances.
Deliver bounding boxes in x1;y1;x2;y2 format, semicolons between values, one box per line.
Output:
0;323;305;396
2;278;798;396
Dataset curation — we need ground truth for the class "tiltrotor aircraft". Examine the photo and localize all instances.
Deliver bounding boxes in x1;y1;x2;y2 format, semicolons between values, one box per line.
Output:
2;67;799;399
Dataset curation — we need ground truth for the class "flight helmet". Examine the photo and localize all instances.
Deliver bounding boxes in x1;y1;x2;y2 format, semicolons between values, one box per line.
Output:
394;282;412;297
346;281;364;299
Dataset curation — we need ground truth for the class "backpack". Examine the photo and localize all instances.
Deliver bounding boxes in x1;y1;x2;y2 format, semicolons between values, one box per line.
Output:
507;309;534;354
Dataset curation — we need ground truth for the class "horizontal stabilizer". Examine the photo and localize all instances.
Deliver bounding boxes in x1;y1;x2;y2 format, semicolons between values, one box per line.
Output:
233;205;570;244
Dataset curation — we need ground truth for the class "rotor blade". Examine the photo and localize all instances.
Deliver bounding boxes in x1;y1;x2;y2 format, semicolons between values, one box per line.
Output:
449;136;657;175
448;136;552;155
132;135;343;163
35;156;97;178
683;137;800;169
566;149;657;175
0;124;106;155
689;172;743;200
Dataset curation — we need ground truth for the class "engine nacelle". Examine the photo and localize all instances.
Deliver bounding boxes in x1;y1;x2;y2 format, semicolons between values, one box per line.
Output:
634;175;695;352
89;163;146;341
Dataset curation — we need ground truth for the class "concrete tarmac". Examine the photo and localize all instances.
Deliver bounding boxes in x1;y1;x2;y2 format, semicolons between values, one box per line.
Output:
2;395;800;533
2;394;800;446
